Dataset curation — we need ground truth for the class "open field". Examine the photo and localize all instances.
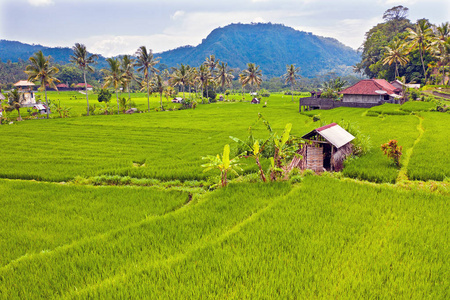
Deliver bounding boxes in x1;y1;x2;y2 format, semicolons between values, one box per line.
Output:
1;92;449;298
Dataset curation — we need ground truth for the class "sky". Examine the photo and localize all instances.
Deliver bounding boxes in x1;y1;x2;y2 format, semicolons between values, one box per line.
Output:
0;0;449;57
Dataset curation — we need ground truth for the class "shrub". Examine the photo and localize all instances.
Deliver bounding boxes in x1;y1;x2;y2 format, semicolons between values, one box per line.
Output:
381;140;402;167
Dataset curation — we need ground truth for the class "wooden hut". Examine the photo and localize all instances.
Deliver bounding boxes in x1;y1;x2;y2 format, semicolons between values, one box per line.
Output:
298;123;355;172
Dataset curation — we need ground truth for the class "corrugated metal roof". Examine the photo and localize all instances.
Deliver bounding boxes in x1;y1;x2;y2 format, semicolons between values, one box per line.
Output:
302;123;355;149
33;104;46;110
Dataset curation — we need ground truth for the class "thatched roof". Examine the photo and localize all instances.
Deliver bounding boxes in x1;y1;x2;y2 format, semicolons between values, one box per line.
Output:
14;80;35;87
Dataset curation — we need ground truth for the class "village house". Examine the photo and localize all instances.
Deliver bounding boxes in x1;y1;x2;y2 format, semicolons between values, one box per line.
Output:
390;79;420;90
13;80;37;107
339;79;402;104
75;83;93;91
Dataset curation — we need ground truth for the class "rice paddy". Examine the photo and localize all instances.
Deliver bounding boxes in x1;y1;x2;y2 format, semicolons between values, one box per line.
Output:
0;92;448;298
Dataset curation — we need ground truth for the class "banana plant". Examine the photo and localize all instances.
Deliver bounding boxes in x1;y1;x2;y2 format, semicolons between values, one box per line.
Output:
202;144;242;187
229;136;267;182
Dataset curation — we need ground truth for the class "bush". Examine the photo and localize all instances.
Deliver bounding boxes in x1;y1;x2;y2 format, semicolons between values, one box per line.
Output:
381;140;402;167
98;89;111;103
203;86;216;102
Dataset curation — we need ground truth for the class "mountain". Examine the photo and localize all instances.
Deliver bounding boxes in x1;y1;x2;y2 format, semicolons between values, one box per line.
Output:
0;23;359;78
157;23;360;77
0;40;108;67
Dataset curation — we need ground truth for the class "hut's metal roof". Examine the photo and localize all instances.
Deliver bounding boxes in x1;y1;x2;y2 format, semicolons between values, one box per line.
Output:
0;93;5;100
14;80;35;87
302;123;355;149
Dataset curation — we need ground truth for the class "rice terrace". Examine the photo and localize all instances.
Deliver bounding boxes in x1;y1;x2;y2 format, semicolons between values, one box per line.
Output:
0;2;449;299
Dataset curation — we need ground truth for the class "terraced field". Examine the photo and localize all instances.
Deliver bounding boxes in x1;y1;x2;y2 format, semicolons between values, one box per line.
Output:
0;93;448;298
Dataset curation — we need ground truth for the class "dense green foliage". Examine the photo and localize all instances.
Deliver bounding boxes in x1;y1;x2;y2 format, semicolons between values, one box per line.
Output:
0;177;447;298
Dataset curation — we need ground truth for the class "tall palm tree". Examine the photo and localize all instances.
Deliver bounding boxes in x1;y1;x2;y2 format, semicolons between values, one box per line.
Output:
215;62;234;97
25;50;60;119
239;73;247;99
241;63;262;93
151;74;166;110
204;55;219;100
170;64;190;100
69;43;98;116
407;19;434;83
196;64;211;104
102;58;127;114
120;55;136;100
382;39;410;78
135;46;160;112
283;64;301;101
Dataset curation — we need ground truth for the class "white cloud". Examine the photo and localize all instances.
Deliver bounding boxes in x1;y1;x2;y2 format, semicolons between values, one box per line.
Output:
171;10;185;20
28;0;54;6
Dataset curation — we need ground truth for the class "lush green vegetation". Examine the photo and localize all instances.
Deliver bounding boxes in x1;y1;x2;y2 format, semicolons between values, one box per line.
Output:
0;177;447;298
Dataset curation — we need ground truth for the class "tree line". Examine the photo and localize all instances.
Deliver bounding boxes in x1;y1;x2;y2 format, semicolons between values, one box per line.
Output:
356;5;449;85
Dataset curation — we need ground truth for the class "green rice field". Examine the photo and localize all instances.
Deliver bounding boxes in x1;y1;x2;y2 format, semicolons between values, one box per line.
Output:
0;92;448;298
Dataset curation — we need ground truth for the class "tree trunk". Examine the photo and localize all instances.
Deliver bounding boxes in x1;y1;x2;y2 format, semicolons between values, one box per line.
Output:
17;108;22;121
160;93;163;110
395;62;399;78
44;84;49;119
255;157;266;182
201;83;204;104
206;82;209;103
83;70;90;116
146;75;150;112
420;47;427;83
116;90;120;115
291;83;294;102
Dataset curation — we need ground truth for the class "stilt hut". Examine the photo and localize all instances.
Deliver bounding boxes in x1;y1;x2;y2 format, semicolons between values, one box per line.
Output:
299;123;355;172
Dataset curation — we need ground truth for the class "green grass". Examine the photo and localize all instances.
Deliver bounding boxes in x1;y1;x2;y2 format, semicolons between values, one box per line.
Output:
367;103;409;115
0;177;447;298
400;101;437;112
0;179;188;268
407;112;450;181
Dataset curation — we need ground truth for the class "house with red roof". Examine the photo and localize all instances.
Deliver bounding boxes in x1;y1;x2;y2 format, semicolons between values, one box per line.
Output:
339;79;402;104
75;83;93;91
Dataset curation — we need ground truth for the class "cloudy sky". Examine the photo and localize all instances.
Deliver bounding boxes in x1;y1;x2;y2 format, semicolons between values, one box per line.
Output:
1;0;448;57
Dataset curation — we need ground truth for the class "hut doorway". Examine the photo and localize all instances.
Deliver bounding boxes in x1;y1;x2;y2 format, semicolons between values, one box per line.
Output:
323;143;332;170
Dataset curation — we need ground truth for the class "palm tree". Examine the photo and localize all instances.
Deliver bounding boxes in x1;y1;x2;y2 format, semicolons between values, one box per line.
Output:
241;63;262;93
196;64;211;104
204;55;219;100
407;19;434;83
170;64;190;100
382;39;410;78
215;62;234;97
102;58;127;114
135;46;160;112
69;43;98;116
120;55;136;100
25;50;60;119
238;73;247;99
151;74;166;110
7;89;23;121
283;64;301;101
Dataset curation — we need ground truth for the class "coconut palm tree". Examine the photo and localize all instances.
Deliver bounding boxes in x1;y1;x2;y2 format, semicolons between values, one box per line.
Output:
69;43;98;116
382;39;410;78
170;64;190;100
204;55;219;100
283;64;301;101
407;19;434;83
135;46;160;112
102;58;128;114
215;62;234;97
196;64;211;104
25;50;60;119
241;63;262;93
7;89;23;121
238;73;247;99
120;55;136;100
151;74;166;110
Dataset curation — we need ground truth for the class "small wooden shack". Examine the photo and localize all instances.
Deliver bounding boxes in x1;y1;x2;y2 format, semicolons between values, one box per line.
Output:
299;123;355;172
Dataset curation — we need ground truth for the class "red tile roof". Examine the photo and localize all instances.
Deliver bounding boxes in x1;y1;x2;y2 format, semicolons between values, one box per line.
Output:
56;83;69;88
339;79;398;96
75;83;93;88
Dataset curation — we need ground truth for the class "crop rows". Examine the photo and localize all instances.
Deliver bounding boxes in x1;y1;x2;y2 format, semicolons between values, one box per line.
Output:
1;177;447;298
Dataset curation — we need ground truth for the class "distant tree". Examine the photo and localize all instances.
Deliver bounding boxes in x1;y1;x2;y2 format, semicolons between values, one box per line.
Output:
407;19;434;83
120;55;136;100
382;39;410;78
102;58;127;114
170;64;191;100
204;55;219;100
283;64;301;101
135;46;160;112
196;64;211;104
7;89;23;121
151;74;166;110
383;6;409;22
70;43;98;116
241;63;262;93
97;88;112;103
215;62;234;96
25;50;60;119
